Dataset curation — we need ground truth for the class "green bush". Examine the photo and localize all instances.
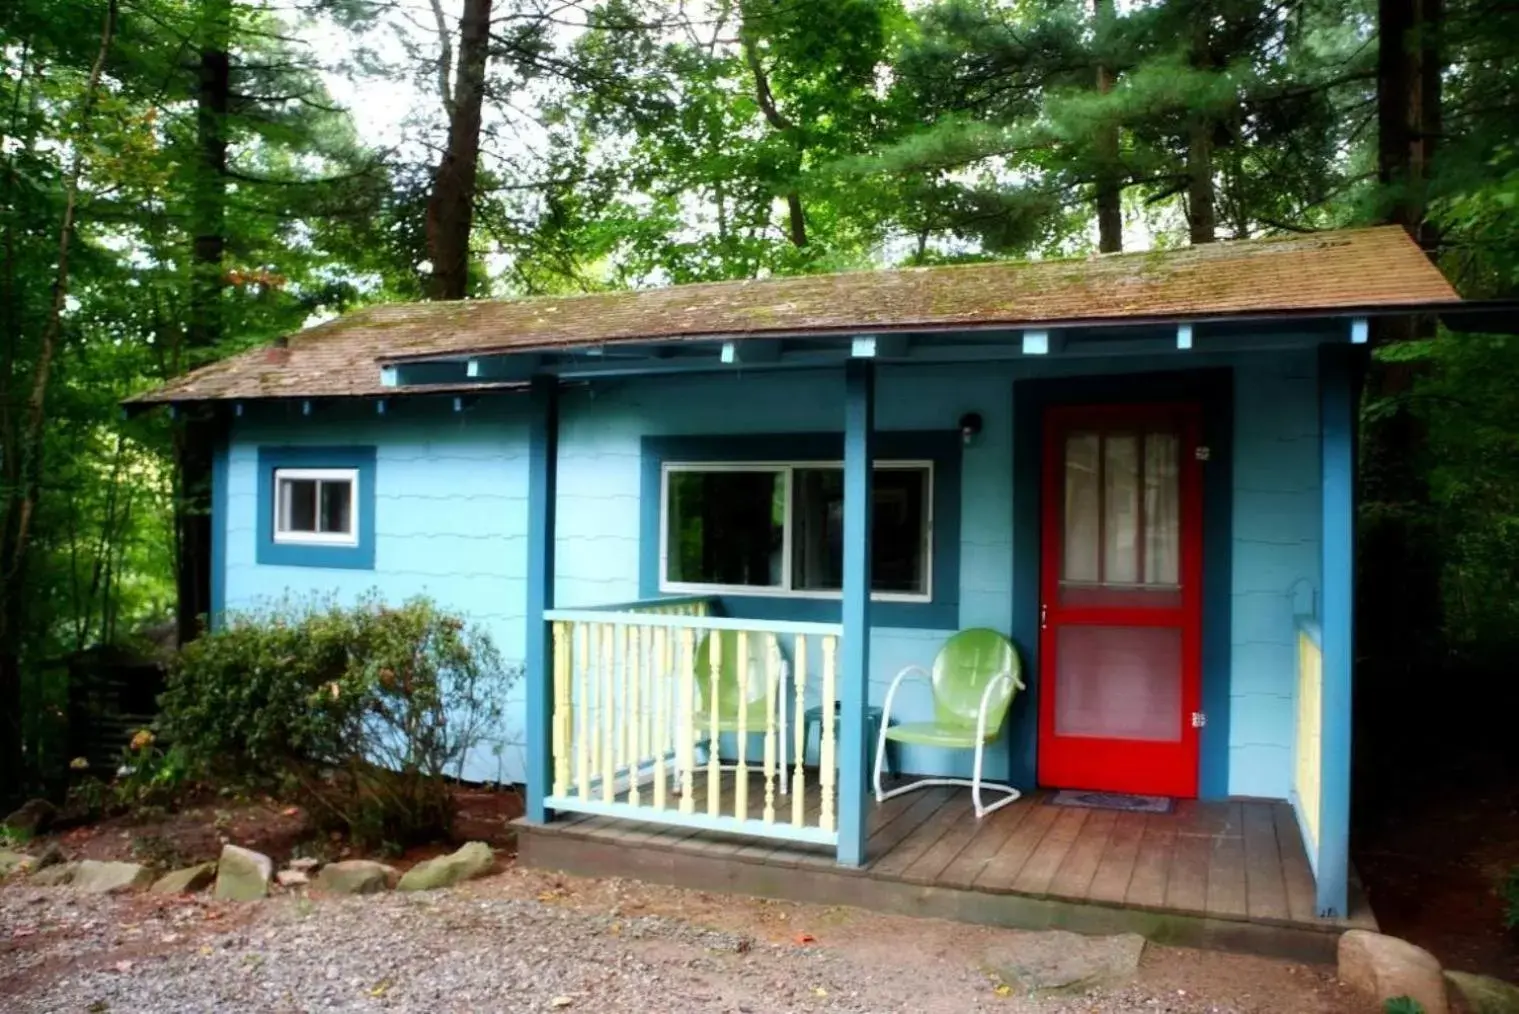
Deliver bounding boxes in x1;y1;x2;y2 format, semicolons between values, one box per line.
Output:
1502;865;1519;930
161;594;516;848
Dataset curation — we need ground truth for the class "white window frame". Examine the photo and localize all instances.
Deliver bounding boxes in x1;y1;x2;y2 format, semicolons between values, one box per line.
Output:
658;460;934;603
273;467;360;546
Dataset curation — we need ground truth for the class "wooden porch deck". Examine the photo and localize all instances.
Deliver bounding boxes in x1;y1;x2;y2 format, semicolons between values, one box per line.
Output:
517;774;1376;962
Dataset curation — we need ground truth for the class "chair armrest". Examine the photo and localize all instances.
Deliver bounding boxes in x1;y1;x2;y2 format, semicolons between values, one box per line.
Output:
881;664;932;725
975;671;1020;743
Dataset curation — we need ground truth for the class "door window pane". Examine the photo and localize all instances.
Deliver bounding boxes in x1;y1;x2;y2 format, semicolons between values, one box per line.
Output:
1060;423;1183;607
1055;625;1182;742
1063;432;1100;584
1143;432;1180;586
1102;433;1140;585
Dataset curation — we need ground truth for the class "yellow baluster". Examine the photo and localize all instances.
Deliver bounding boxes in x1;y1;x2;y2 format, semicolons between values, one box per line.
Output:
707;627;721;818
642;624;654;781
763;639;777;824
627;625;640;807
551;621;570;798
601;623;615;803
820;635;837;833
734;630;749;820
792;634;807;827
575;622;590;800
679;626;696;815
653;626;668;811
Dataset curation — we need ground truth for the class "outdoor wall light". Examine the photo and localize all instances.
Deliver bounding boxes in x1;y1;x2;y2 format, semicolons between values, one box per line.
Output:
959;411;983;446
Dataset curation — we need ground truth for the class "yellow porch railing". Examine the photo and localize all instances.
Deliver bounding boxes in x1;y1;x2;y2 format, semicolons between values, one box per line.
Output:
1294;622;1323;855
542;602;843;845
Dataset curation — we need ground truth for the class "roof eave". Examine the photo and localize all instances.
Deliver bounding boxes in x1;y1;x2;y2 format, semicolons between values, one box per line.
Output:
375;298;1465;365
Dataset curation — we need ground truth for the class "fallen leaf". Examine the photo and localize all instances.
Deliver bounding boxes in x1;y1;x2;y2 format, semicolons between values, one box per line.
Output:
368;981;390;997
994;984;1012;998
550;997;573;1009
281;806;299;817
199;946;213;956
793;932;816;945
813;987;828;998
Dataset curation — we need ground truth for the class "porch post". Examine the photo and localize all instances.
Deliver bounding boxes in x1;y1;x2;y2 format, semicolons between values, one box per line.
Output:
1316;344;1355;918
524;374;559;824
838;359;874;867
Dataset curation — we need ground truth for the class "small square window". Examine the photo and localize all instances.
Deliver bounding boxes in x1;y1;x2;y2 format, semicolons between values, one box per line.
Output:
273;468;359;545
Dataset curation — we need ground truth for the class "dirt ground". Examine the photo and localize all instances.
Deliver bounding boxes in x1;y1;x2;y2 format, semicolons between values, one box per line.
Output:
1356;755;1519;980
0;857;1376;1013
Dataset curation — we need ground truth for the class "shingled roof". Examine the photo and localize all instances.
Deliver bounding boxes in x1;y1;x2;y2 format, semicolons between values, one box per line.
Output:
132;226;1458;404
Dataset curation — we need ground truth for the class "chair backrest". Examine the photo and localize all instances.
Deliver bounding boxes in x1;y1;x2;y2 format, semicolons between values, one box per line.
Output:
932;628;1022;731
693;630;784;715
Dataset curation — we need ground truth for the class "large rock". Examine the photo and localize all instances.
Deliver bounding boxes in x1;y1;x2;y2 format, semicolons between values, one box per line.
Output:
151;862;218;895
4;798;58;837
1446;971;1519;1014
396;842;495;892
317;860;398;895
213;845;273;901
983;930;1146;995
71;860;154;894
33;843;66;870
0;849;34;875
1338;930;1448;1014
29;862;77;887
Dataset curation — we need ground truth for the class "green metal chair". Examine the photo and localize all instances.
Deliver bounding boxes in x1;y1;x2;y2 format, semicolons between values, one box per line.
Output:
873;628;1024;818
688;630;791;796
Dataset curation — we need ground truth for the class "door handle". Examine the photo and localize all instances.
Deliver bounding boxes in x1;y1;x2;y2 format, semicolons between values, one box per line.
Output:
1040;603;1047;630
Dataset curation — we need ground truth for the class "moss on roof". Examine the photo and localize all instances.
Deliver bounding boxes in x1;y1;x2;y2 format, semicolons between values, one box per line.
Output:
133;227;1459;404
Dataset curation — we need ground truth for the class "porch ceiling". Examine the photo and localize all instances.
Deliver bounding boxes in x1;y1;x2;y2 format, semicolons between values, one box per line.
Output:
129;226;1458;405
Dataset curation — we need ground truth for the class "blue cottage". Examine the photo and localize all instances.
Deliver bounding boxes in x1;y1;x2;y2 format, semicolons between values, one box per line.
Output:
133;226;1462;954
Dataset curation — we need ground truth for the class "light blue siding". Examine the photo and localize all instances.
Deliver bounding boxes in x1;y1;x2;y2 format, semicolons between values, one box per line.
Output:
1229;351;1322;797
220;346;1325;797
224;401;531;784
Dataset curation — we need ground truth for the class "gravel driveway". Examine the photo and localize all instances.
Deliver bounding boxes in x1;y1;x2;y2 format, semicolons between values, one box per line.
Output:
0;866;1372;1013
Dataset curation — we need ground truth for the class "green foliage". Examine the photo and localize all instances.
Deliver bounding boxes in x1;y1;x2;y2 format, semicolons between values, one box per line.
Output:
1383;998;1425;1014
1500;866;1519;931
161;595;517;848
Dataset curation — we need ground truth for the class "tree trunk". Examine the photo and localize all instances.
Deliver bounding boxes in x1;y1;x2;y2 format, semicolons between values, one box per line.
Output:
174;0;231;646
1186;120;1216;244
425;0;491;301
1093;0;1122;253
1186;10;1217;245
741;26;807;248
1359;0;1444;738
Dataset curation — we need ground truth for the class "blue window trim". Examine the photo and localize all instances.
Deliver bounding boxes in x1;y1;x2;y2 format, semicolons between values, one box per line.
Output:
1010;369;1234;797
639;432;961;630
256;446;377;570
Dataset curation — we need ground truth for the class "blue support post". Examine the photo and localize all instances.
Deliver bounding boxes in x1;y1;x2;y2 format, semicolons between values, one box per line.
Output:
838;359;874;867
1317;344;1355;917
209;427;229;632
525;375;559;824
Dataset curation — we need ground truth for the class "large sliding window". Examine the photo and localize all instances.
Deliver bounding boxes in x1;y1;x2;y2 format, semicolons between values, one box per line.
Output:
661;461;932;600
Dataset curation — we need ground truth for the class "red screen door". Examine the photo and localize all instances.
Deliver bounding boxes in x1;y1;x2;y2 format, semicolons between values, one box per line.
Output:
1037;403;1204;798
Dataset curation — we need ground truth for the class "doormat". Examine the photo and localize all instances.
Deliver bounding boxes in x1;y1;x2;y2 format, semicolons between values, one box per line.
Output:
1048;790;1174;815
